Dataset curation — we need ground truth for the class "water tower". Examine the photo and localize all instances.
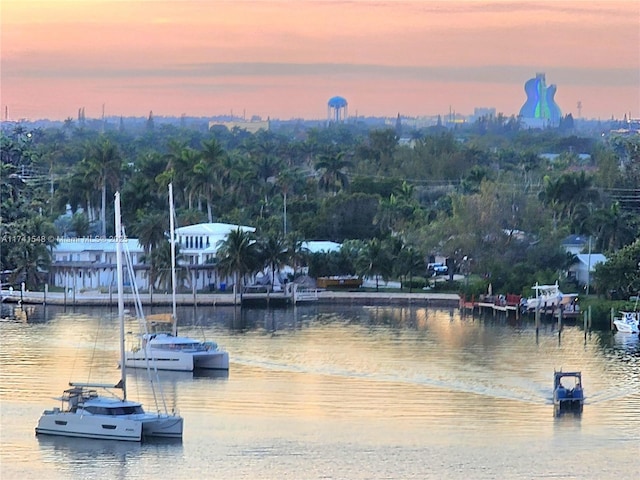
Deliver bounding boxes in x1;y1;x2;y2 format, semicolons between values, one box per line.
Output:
327;96;348;123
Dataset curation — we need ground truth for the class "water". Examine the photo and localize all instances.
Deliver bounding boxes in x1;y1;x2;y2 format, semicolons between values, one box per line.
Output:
1;303;638;479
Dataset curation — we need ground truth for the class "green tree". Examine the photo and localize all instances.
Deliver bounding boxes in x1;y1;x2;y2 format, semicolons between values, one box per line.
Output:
146;241;186;293
6;217;57;289
216;228;259;303
192;139;229;222
590;202;639;253
131;211;167;255
355;238;393;292
284;231;309;277
81;137;122;236
257;232;288;288
315;150;352;195
396;245;425;293
593;238;640;298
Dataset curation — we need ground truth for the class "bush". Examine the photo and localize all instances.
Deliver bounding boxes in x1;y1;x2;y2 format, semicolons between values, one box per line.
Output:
402;276;428;290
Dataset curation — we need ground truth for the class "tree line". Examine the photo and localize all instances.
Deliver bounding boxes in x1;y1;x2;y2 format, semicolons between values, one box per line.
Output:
1;118;639;298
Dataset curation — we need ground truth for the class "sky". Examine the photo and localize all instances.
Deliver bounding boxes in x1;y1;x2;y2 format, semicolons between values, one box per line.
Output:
1;0;639;122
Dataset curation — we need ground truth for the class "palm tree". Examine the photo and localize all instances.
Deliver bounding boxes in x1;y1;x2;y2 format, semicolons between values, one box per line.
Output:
315;149;352;195
81;138;122;236
257;233;289;289
285;231;309;277
6;217;57;289
373;194;402;236
275;167;304;235
215;228;258;303
146;242;186;293
253;154;282;208
396;246;425;293
131;212;167;256
538;175;564;231
591;202;639;252
355;238;393;292
158;143;200;210
192;138;228;222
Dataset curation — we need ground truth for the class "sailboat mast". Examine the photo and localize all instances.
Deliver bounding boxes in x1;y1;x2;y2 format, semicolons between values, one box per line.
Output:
115;191;127;400
169;183;178;337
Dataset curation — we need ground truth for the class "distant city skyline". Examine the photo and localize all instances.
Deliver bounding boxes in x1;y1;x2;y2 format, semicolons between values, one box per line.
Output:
2;1;638;122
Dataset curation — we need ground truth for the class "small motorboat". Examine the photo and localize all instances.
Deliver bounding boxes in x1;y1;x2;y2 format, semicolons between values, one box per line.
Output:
522;282;579;313
613;311;639;334
553;370;584;415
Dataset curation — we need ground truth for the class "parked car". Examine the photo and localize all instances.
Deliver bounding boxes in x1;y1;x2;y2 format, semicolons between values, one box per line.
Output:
427;263;448;276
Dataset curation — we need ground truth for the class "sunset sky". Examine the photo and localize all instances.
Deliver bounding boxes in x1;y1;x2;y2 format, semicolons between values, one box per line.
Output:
2;0;638;122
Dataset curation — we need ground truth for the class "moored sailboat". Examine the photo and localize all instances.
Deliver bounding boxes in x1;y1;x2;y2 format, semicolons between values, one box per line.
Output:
124;183;229;372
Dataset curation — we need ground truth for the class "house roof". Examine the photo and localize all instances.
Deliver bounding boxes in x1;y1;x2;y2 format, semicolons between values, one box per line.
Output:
53;237;144;253
174;223;255;236
573;253;607;268
303;241;342;253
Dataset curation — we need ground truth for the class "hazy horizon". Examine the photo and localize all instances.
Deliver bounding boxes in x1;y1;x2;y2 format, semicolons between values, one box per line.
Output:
2;1;638;122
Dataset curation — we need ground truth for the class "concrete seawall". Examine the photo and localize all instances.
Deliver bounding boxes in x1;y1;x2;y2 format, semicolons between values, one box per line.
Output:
2;290;461;309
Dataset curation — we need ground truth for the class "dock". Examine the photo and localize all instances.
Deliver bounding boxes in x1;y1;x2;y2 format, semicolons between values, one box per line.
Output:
460;294;522;319
460;293;582;323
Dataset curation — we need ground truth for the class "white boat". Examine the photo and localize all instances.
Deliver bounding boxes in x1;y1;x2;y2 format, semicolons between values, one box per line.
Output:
35;192;183;442
613;311;639;334
523;282;579;312
124;183;229;372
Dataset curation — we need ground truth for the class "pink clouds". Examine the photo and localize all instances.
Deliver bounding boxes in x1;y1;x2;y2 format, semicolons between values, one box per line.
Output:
2;1;638;121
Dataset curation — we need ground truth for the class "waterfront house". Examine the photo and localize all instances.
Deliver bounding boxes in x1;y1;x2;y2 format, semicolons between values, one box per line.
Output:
50;222;254;292
49;224;344;293
567;253;607;287
50;237;146;292
173;222;255;291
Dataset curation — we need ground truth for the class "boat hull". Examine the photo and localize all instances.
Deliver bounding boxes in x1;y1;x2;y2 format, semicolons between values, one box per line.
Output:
138;414;184;439
554;398;584;414
613;319;639;334
124;349;229;372
35;410;142;441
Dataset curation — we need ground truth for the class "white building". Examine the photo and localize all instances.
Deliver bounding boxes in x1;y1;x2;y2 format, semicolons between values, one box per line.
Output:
567;254;607;286
50;223;344;293
51;237;146;292
50;223;256;292
174;223;255;291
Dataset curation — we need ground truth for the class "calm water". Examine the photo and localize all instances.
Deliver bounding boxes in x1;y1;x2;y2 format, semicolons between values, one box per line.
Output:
1;302;638;480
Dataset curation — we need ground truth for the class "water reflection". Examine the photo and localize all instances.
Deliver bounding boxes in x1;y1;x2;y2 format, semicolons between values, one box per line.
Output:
37;434;183;478
1;303;639;480
1;304;46;323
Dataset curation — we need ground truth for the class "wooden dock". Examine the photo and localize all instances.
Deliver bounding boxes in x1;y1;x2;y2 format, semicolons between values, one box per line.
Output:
460;294;522;319
460;293;582;323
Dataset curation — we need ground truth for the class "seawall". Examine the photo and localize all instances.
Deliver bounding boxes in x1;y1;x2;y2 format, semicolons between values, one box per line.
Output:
1;290;461;309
